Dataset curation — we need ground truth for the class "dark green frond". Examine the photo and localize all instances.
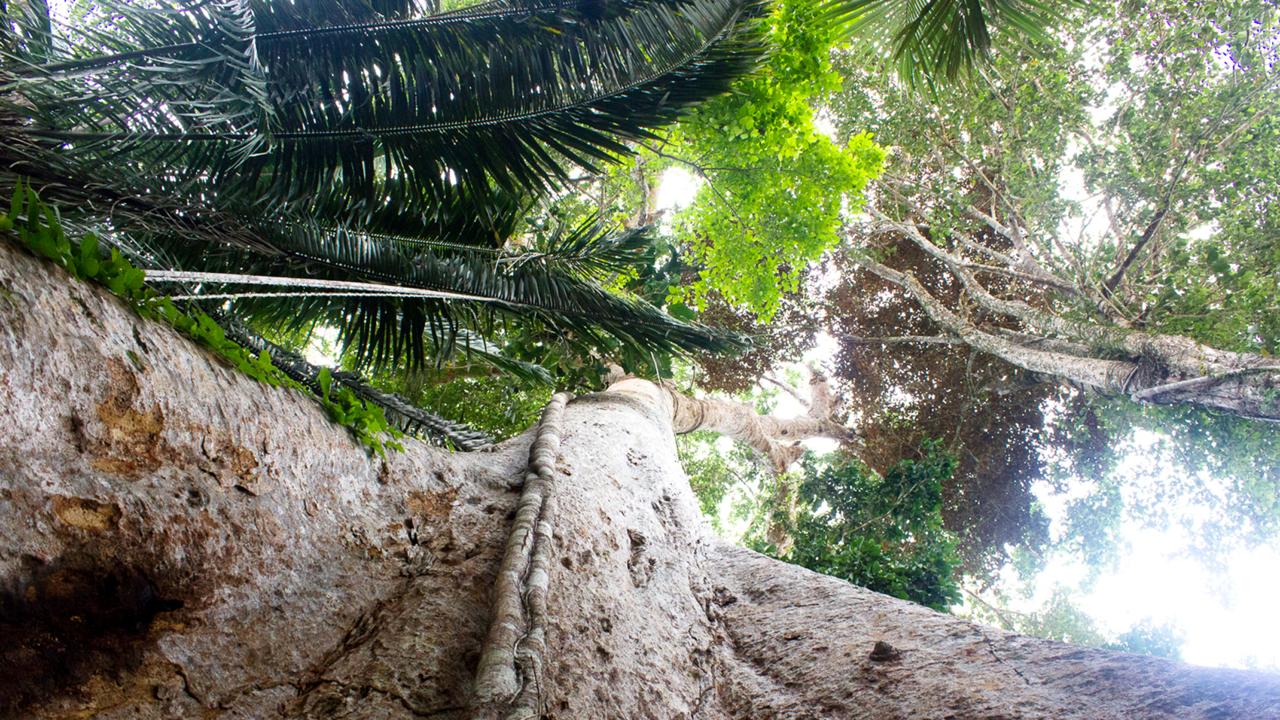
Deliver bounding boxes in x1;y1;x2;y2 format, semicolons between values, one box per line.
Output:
3;0;759;386
5;0;768;220
522;220;655;279
222;317;495;449
132;215;742;369
835;0;1058;85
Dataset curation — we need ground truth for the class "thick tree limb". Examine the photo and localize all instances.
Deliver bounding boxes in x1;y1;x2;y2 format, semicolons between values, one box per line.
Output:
837;333;963;346
664;378;856;472
855;253;1280;421
874;211;1103;343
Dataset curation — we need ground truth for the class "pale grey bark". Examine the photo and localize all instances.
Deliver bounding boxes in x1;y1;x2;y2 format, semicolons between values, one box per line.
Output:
855;229;1280;422
472;393;571;718
3;240;1280;719
661;376;855;471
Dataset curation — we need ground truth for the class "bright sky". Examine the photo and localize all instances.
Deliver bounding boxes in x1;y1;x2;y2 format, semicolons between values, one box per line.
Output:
1025;442;1280;670
653;166;701;213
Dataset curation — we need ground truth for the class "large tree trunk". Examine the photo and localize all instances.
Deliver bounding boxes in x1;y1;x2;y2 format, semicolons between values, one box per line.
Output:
3;239;1279;719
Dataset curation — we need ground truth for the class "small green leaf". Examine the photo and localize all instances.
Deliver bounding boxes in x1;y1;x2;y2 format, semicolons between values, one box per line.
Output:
317;367;333;402
9;180;25;221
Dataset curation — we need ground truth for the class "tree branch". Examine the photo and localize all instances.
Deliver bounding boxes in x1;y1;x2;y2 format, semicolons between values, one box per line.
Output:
836;334;962;347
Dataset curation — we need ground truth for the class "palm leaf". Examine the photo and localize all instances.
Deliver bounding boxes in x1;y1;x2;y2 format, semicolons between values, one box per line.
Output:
4;0;768;221
221;316;497;449
131;216;743;368
2;0;758;379
834;0;1058;86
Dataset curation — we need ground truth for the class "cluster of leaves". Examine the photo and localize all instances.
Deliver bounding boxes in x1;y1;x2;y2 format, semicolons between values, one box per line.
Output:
316;368;404;456
677;429;772;533
663;0;886;320
837;0;1059;89
2;183;403;455
751;441;963;611
816;0;1280;579
392;370;552;442
1084;0;1280;354
692;287;822;393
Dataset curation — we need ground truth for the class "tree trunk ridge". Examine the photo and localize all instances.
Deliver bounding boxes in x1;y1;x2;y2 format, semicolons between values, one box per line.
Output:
2;240;1279;718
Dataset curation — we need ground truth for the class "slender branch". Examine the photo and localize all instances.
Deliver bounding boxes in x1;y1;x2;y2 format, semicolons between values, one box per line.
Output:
962;588;1025;631
1103;80;1275;298
1130;366;1280;402
962;262;1080;295
836;334;962;347
145;270;501;303
635;139;755;230
759;375;809;408
1102;201;1172;297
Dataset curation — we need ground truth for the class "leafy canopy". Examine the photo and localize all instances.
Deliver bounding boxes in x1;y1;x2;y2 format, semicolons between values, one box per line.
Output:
665;0;885;320
753;442;963;611
1;0;766;385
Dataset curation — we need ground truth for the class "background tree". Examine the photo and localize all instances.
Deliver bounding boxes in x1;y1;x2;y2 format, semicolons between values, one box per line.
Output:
749;442;964;611
833;0;1280;421
639;0;1280;621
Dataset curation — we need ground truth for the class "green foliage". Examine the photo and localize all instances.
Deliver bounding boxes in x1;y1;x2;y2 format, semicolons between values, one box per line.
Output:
831;0;1280;585
1005;587;1108;647
1049;396;1280;567
664;0;886;320
1;0;762;376
678;430;771;534
317;369;405;457
1105;622;1184;660
754;441;963;610
2;182;403;455
966;585;1184;661
401;372;552;442
1088;0;1280;356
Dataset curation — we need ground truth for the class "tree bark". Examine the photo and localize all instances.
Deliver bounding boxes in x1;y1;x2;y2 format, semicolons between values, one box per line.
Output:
663;377;855;472
3;240;1280;719
856;248;1280;423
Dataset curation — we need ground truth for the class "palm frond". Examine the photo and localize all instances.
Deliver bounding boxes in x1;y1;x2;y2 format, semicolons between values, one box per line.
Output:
522;219;655;279
3;0;758;381
127;216;742;369
221;317;496;449
5;0;768;220
835;0;1058;86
